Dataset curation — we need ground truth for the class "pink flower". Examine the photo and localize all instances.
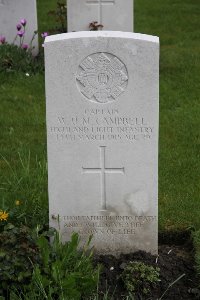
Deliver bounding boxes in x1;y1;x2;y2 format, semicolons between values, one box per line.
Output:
0;35;6;44
17;30;25;37
22;43;28;50
16;23;22;31
20;19;27;26
41;32;48;38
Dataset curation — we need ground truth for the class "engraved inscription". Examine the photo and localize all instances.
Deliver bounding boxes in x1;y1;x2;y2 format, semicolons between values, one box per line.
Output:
86;0;115;24
76;53;128;103
82;146;124;211
61;215;157;235
50;109;154;143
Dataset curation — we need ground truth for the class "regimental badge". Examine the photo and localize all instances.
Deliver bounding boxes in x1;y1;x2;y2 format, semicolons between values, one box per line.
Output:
76;52;128;104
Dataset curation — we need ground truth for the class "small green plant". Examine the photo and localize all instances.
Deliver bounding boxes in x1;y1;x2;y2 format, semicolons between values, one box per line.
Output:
0;201;26;232
0;223;40;298
48;1;67;33
13;231;100;300
121;261;160;296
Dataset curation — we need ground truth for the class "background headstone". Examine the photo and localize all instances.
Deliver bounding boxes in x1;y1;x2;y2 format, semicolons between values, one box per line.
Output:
0;0;38;54
45;31;159;256
67;0;133;32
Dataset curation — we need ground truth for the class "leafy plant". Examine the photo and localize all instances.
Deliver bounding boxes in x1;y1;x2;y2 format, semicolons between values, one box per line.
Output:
13;232;100;300
121;261;160;296
48;1;67;33
0;203;25;233
0;223;40;298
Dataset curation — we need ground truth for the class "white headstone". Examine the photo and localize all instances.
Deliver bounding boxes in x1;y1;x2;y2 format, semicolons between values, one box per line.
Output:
45;31;159;256
67;0;133;32
0;0;38;54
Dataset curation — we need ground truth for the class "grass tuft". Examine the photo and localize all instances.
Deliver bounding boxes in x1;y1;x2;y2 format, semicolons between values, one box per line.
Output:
0;151;48;227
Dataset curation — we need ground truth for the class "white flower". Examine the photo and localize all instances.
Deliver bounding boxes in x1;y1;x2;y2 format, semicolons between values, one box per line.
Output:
26;73;30;77
110;267;114;271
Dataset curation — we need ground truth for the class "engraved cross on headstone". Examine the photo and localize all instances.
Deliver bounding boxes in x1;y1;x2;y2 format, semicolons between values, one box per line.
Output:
86;0;115;25
82;146;124;211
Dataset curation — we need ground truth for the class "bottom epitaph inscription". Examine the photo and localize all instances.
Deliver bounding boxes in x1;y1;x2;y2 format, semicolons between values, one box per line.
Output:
61;215;157;236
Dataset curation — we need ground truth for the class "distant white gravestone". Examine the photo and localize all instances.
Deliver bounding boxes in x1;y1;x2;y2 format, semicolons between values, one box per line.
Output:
45;31;159;256
67;0;133;32
0;0;38;54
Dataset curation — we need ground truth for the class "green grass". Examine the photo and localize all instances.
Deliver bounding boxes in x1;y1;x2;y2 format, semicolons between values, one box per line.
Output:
0;0;200;231
0;71;47;226
136;0;200;231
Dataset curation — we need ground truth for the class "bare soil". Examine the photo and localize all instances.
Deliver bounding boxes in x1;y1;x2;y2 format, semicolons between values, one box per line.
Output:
94;232;200;299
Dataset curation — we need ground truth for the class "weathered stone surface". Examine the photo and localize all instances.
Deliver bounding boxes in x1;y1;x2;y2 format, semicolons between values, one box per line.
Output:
45;31;159;256
67;0;133;32
0;0;38;54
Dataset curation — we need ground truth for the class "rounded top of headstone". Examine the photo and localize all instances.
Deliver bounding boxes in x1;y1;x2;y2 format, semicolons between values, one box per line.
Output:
44;31;159;44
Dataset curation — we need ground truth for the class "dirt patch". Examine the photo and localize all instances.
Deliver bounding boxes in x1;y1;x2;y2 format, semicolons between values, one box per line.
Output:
94;243;200;299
